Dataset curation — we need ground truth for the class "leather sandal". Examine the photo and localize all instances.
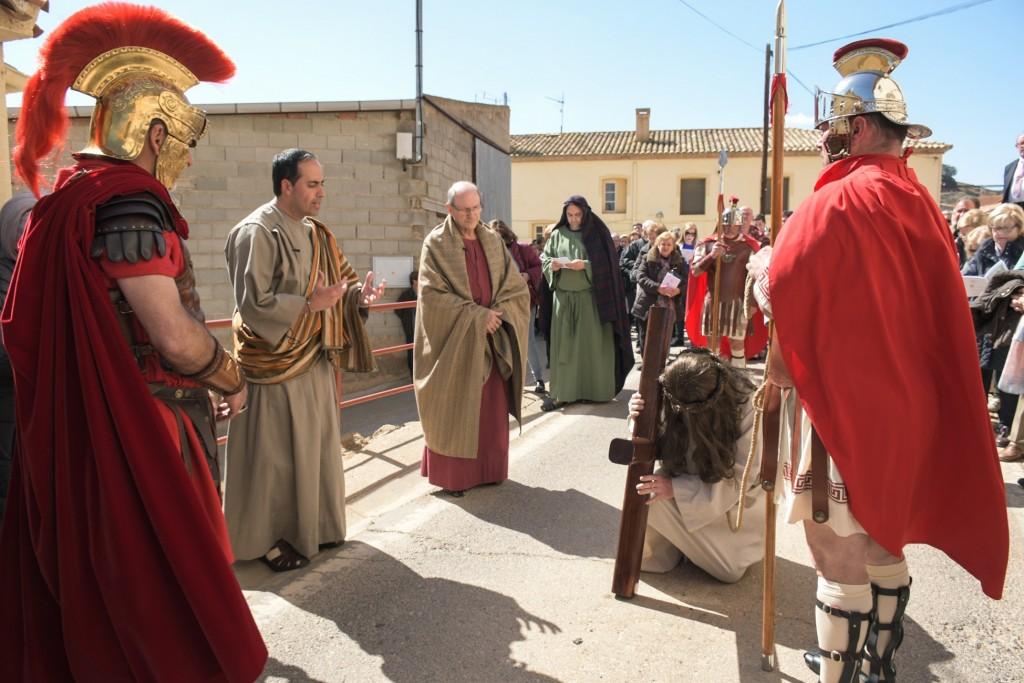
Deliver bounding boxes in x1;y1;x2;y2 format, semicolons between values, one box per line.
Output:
260;539;309;572
804;600;873;683
998;444;1023;462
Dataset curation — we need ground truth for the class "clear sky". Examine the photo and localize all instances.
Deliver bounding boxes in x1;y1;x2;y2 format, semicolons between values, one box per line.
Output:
5;0;1020;186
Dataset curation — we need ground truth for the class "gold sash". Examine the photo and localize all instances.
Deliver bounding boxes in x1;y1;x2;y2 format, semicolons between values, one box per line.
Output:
233;218;376;384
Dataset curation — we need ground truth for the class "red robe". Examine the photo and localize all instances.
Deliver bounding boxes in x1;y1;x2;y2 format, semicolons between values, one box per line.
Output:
685;234;769;356
0;159;268;680
770;153;1008;599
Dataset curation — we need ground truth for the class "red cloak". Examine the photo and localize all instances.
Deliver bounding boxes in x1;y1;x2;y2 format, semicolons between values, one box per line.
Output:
685;234;770;356
770;153;1008;599
0;160;267;680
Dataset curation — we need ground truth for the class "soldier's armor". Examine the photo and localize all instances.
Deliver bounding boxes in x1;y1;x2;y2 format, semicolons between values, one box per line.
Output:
94;191;222;487
698;236;757;339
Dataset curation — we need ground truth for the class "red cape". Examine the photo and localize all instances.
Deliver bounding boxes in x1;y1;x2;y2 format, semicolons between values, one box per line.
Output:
771;154;1008;599
0;160;267;679
685;234;769;356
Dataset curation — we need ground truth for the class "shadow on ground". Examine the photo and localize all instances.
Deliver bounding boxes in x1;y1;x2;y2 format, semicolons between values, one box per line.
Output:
258;541;560;682
634;555;953;682
447;480;621;560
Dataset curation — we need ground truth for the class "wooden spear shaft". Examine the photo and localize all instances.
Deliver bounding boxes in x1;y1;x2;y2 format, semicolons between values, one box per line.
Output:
761;1;787;672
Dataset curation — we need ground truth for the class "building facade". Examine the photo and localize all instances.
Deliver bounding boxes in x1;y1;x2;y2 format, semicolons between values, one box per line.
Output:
511;109;950;240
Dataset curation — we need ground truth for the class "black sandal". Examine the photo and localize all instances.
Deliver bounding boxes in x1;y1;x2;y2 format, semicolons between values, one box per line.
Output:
541;396;560;412
804;600;873;683
862;581;911;682
260;539;309;572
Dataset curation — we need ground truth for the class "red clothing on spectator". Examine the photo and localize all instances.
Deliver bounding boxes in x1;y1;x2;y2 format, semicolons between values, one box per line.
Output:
509;240;542;308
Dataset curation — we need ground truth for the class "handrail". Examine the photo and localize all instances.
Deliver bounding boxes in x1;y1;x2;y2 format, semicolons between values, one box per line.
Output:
212;299;417;446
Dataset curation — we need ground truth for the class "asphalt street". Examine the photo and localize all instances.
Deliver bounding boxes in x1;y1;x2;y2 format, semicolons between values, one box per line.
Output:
241;365;1024;683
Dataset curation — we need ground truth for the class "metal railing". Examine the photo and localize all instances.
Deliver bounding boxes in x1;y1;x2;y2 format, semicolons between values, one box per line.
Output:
208;299;417;445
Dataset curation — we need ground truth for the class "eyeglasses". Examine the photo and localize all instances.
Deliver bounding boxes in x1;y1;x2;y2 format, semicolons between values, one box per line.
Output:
684;232;697;237
992;224;1020;233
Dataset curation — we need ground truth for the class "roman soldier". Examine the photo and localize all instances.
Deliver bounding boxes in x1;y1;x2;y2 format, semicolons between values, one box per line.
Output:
0;4;267;679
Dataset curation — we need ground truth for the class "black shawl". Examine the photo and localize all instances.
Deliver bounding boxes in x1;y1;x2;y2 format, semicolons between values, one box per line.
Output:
556;195;634;392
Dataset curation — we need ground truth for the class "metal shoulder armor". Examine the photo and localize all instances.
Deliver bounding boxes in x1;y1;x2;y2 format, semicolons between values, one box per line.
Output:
91;191;175;264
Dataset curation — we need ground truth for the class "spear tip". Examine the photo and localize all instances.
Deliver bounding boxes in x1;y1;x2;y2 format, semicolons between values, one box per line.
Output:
776;0;786;35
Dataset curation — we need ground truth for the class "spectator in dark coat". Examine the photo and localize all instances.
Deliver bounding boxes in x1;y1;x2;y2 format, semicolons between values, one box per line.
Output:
631;231;686;359
0;192;36;521
394;271;418;373
493;220;548;393
962;205;1024;277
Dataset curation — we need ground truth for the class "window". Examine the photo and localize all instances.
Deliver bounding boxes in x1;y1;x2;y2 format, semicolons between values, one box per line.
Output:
533;224;548;239
680;178;706;215
766;177;791;214
602;178;626;213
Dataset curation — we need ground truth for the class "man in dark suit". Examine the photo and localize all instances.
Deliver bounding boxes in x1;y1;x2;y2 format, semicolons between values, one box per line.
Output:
1003;133;1024;209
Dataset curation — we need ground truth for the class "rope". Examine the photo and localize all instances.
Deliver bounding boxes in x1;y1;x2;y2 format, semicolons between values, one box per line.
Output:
729;379;769;533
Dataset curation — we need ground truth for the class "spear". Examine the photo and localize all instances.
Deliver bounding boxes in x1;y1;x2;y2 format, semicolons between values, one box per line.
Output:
708;148;728;355
759;0;787;672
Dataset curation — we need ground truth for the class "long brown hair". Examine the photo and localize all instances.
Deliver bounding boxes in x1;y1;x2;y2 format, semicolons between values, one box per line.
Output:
656;348;755;483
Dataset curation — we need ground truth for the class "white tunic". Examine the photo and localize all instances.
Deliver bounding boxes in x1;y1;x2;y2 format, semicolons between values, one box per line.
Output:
640;400;766;583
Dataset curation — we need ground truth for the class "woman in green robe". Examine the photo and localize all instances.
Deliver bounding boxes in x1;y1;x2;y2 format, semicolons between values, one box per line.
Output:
540;198;622;410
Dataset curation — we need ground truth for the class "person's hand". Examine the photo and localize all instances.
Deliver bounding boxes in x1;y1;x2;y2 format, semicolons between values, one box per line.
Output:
521;272;530;280
485;308;504;334
308;271;348;312
360;270;386;307
550;259;562;271
709;241;726;259
628;392;645;421
568;259;587;271
214;385;248;421
658;286;680;297
636;474;673;503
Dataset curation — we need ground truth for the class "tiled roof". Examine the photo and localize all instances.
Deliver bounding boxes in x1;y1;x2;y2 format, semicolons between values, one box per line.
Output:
510;127;951;159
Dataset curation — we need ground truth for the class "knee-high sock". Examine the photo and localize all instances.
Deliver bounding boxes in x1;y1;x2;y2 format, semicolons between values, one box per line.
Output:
816;577;872;683
865;560;910;672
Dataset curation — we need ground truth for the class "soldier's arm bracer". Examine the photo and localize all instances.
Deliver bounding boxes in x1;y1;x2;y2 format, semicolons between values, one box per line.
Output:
183;340;245;396
91;192;173;263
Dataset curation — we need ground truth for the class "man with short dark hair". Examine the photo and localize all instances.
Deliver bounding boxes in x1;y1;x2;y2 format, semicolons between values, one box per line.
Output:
223;148;384;571
1002;133;1024;209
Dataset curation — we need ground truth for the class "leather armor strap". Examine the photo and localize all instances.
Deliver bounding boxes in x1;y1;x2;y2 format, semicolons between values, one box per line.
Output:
91;191;173;264
811;427;830;524
148;383;220;496
184;340;245;396
759;382;782;490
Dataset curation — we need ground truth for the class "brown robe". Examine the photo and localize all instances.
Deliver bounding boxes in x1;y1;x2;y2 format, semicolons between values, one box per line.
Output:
413;216;530;460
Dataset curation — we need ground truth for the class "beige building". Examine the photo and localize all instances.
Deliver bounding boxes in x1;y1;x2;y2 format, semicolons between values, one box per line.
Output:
511;109;950;240
7;94;511;389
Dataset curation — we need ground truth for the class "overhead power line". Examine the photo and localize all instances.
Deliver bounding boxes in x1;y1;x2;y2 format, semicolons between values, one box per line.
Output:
791;0;997;50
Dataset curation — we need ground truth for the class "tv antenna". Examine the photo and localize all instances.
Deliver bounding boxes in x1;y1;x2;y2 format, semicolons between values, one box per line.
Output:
546;93;565;133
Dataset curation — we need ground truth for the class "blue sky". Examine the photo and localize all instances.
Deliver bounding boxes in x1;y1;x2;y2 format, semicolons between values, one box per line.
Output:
5;0;1020;185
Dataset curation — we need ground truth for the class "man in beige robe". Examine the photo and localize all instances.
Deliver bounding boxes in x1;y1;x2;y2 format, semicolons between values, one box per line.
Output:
224;149;384;571
414;182;530;494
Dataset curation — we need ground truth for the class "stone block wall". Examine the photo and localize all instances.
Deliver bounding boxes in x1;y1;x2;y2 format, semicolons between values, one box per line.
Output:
8;97;510;392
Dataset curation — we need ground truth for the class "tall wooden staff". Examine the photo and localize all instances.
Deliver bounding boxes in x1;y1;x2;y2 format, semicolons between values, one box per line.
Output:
760;0;787;672
708;148;728;355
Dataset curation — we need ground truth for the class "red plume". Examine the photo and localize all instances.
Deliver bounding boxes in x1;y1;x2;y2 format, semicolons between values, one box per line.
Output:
832;38;908;65
15;2;235;196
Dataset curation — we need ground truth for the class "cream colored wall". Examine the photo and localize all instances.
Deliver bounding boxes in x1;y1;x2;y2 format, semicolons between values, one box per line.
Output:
512;151;945;240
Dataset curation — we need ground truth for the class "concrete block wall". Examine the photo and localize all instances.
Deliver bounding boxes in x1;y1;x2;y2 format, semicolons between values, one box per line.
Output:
7;97;510;392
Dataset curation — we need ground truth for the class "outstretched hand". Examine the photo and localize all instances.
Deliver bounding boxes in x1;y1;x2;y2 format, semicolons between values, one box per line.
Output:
360;270;387;307
309;270;348;312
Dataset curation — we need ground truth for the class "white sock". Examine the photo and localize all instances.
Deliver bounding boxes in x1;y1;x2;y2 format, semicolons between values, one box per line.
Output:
816;577;872;683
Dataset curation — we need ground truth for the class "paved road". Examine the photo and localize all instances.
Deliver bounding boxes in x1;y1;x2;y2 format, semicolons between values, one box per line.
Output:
243;367;1024;683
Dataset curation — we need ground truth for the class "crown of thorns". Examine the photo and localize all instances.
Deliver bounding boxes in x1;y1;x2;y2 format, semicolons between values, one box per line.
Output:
659;348;727;414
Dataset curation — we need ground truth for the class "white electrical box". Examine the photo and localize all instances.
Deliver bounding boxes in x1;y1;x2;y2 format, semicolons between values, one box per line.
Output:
396;132;414;160
372;256;415;289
